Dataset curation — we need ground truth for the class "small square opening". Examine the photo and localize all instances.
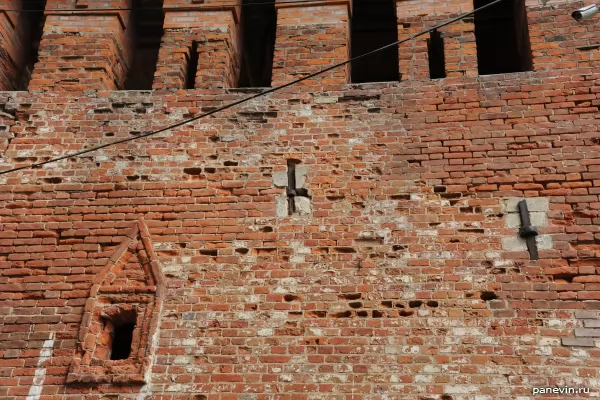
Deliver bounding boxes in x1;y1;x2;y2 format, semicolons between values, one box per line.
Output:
110;322;135;360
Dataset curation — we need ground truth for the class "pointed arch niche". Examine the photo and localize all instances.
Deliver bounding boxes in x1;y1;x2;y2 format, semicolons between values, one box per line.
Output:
67;219;165;385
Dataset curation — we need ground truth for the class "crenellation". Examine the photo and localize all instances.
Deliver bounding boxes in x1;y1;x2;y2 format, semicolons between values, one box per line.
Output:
1;1;600;399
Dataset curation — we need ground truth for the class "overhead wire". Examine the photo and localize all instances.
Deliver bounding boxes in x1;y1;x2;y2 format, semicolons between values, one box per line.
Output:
0;0;506;176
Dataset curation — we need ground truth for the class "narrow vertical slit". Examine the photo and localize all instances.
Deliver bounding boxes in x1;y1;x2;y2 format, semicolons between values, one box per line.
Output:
186;42;199;89
287;161;296;215
20;0;47;90
428;29;446;79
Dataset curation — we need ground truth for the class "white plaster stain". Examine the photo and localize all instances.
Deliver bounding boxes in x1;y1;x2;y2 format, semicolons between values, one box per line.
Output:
26;333;55;400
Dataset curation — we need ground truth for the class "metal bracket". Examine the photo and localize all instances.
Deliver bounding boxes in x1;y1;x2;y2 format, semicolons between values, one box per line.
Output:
287;162;296;215
517;199;539;260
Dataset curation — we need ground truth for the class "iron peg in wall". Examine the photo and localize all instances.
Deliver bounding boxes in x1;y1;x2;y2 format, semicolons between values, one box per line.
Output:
517;199;539;260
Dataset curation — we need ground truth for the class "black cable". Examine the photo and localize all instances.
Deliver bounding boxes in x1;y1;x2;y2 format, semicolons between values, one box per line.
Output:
0;0;505;176
3;0;341;13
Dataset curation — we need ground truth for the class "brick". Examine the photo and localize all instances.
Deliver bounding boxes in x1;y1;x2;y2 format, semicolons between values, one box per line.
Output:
561;338;596;347
583;320;600;328
575;328;600;337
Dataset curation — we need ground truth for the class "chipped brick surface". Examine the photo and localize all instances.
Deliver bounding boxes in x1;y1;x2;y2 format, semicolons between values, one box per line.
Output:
2;0;600;399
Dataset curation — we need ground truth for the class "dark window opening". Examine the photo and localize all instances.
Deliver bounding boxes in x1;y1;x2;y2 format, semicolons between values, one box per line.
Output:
124;0;165;90
20;0;46;90
238;0;277;87
350;0;399;83
428;29;446;79
186;42;199;89
474;0;532;75
110;322;135;360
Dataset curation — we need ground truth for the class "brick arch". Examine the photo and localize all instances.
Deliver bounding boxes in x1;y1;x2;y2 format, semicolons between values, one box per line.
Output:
66;218;165;385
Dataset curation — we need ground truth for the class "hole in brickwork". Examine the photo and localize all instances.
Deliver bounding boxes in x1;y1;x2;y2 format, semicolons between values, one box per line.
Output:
357;311;369;317
235;247;249;255
19;0;46;90
200;249;218;256
284;294;300;302
440;395;454;400
224;161;238;166
238;0;276;87
43;177;62;184
427;300;439;308
400;310;414;317
307;311;327;318
183;168;202;175
253;248;277;255
381;301;393;308
391;195;410;200
261;226;274;232
428;30;446;79
349;302;363;309
474;0;532;75
330;311;352;318
409;300;423;308
339;293;362;300
186;42;199;89
333;247;357;254
458;228;485;234
193;395;207;400
440;192;461;200
480;291;498;301
351;0;399;83
204;168;216;173
372;310;384;318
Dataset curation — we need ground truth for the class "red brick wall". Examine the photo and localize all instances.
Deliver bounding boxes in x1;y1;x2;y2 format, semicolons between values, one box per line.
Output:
272;0;351;86
0;0;30;90
28;0;133;91
153;0;242;90
529;2;600;71
2;1;600;399
3;65;600;398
